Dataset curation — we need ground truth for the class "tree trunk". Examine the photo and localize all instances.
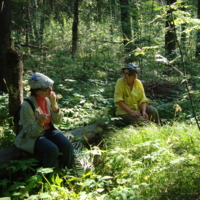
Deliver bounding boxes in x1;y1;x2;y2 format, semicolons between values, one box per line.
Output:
6;49;23;116
0;0;11;92
0;0;23;116
26;0;34;46
196;0;200;58
39;0;52;48
131;1;139;39
72;0;79;57
180;2;186;51
165;0;176;60
120;0;132;48
32;0;39;46
119;0;135;63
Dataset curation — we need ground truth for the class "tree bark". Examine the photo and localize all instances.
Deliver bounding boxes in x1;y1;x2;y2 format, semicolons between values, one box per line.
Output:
6;49;23;116
32;0;39;46
26;0;34;46
119;0;135;63
165;0;176;60
180;2;186;51
0;0;11;92
0;0;23;116
196;0;200;58
120;0;132;50
72;0;79;57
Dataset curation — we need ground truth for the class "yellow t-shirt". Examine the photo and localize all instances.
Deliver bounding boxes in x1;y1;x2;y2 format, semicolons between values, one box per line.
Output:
114;77;150;116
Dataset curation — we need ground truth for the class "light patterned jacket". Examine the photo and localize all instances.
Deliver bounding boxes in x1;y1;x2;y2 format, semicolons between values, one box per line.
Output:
14;95;63;154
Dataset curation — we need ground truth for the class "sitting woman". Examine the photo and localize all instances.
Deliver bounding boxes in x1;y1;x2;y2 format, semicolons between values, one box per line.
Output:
14;73;74;170
114;63;160;126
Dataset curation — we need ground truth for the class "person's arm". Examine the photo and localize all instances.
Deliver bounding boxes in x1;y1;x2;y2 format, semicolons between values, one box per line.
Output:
20;102;44;137
117;101;141;118
140;102;148;119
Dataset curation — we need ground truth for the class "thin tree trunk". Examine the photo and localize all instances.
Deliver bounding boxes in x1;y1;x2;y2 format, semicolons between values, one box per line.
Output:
180;2;186;51
72;0;79;57
119;0;132;50
26;0;34;46
132;1;139;39
0;0;11;92
196;0;200;58
119;0;135;63
40;0;52;47
32;0;39;45
165;0;176;60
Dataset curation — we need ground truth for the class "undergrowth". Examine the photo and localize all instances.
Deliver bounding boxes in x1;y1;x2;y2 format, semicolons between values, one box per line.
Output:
1;123;200;199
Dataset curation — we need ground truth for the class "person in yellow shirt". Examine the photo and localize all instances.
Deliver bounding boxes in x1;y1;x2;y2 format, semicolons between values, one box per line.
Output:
114;63;160;126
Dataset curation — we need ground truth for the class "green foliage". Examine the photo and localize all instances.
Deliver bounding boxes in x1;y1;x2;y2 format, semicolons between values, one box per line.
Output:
98;123;200;199
1;0;200;199
0;93;9;122
1;124;200;199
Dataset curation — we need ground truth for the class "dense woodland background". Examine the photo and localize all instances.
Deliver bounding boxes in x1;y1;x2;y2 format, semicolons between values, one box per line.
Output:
0;0;200;199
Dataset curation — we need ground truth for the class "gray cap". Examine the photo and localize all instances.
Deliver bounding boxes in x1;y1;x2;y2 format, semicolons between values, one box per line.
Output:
28;73;54;89
121;63;138;73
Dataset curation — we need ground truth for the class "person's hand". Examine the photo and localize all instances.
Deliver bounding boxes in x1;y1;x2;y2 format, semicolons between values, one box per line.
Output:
49;91;57;106
141;111;148;120
130;111;141;118
38;114;49;127
49;91;59;112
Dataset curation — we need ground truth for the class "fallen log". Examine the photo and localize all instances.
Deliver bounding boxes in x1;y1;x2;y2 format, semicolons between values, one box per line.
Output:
0;123;108;178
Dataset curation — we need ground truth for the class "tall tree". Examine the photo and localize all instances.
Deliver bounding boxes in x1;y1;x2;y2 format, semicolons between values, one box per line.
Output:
119;0;133;53
196;0;200;58
0;0;23;116
72;0;79;57
165;0;176;60
0;0;11;92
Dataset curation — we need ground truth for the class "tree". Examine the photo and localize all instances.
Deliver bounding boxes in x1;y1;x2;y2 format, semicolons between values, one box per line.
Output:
0;0;11;92
119;0;135;63
180;1;186;51
165;0;176;60
0;0;23;116
72;0;79;57
196;0;200;58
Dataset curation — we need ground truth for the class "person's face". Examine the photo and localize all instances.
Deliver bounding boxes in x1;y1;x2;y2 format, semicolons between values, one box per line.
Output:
36;86;53;98
122;69;136;83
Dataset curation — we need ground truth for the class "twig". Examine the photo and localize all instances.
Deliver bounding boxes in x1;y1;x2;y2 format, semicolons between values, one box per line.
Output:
91;40;122;44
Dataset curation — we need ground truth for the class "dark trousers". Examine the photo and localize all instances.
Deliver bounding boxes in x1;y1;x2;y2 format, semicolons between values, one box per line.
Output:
117;105;160;126
34;128;74;169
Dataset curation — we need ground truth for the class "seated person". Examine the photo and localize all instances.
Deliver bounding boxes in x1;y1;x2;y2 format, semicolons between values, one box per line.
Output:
14;72;74;170
114;63;160;126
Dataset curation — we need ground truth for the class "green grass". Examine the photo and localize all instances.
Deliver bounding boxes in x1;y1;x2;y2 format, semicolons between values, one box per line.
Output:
96;123;200;200
1;123;200;199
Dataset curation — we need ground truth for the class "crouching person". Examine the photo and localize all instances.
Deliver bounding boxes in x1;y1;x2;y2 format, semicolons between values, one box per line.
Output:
114;63;160;126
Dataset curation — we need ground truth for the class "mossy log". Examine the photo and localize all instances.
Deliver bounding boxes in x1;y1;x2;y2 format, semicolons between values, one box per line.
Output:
0;123;108;177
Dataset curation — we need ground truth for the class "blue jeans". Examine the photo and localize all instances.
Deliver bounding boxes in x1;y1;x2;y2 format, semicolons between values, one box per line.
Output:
34;128;74;169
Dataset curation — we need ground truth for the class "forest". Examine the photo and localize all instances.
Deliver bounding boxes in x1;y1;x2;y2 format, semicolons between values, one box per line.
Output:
0;0;200;199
